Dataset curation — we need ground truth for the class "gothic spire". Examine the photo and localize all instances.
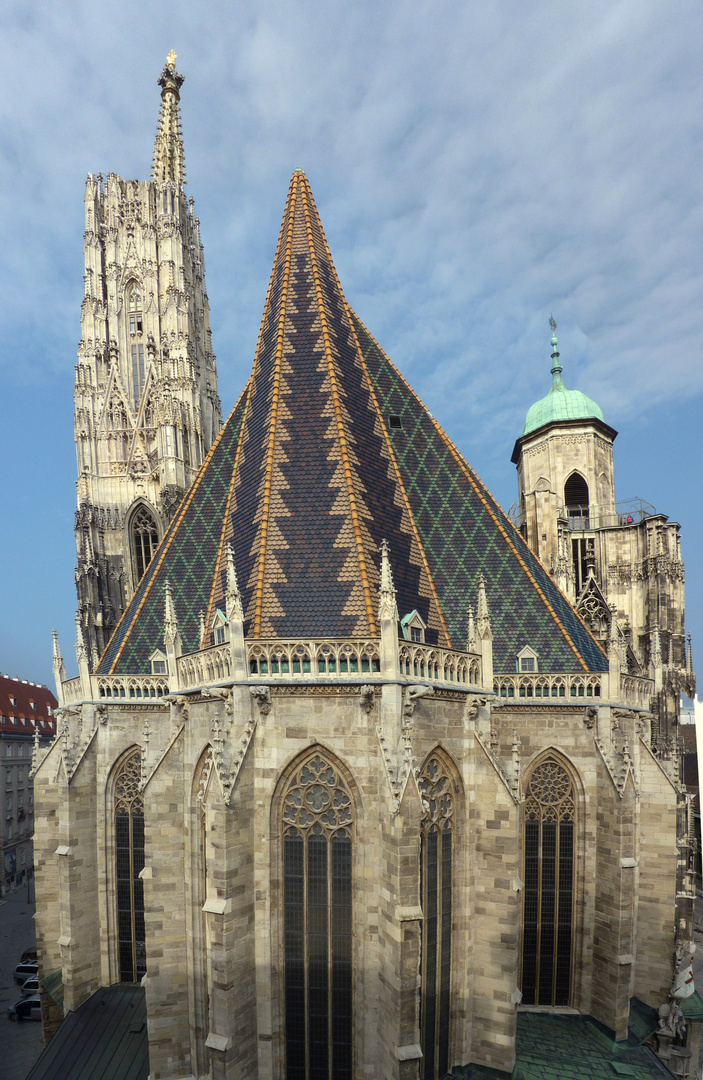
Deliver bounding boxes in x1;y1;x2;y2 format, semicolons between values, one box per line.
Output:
152;50;186;184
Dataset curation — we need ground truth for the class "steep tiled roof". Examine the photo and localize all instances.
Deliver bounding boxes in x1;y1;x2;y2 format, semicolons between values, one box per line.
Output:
99;171;607;676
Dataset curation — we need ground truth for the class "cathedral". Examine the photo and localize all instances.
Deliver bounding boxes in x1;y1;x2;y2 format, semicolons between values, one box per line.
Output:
33;55;698;1080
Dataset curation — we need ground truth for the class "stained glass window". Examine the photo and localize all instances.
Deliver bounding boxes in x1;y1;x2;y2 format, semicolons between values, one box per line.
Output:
521;757;575;1006
419;754;455;1080
114;749;146;983
282;753;353;1080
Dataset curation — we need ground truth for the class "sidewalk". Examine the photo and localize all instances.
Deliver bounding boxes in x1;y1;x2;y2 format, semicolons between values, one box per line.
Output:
0;886;44;1080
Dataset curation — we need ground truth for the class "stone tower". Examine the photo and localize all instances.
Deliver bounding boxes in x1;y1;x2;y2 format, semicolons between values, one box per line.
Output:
74;52;222;665
512;320;695;732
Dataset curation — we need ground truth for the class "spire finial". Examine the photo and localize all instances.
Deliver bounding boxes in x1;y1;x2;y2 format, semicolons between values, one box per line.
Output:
153;52;186;185
225;543;244;622
378;539;398;622
164;581;181;646
549;314;563;384
466;605;477;653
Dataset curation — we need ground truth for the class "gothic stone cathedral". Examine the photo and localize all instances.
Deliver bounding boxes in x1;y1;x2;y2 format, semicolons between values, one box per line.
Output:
34;56;698;1080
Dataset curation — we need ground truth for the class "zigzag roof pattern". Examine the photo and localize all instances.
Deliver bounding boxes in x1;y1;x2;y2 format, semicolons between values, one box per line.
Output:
99;171;607;676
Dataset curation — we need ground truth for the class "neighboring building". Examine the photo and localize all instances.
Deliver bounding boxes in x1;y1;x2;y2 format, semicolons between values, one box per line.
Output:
35;61;698;1080
74;50;222;665
0;674;57;896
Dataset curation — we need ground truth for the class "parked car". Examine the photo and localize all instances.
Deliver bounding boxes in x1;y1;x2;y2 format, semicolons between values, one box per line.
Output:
20;976;39;997
13;961;38;985
7;995;41;1022
20;947;37;963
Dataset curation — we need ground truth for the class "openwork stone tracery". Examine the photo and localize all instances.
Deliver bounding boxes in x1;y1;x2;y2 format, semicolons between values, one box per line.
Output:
522;757;575;1008
114;749;146;984
281;753;353;1079
419;754;456;1080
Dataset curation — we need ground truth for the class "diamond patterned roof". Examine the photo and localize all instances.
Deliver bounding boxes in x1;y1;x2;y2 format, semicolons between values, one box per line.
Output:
98;171;607;676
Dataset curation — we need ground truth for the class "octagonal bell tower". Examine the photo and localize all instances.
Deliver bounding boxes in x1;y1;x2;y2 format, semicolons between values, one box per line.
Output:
511;320;617;595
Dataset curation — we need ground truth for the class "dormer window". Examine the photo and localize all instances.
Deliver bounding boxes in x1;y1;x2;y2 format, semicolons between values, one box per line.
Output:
401;609;427;644
212;609;228;646
150;650;168;676
517;645;539;673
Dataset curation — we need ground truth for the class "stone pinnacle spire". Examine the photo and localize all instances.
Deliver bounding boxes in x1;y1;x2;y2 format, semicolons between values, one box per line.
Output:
152;50;186;184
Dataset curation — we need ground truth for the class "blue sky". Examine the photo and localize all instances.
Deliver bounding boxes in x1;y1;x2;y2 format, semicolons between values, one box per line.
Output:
1;0;701;690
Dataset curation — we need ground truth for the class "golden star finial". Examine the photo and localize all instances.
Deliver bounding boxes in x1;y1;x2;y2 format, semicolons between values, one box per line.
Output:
166;50;177;69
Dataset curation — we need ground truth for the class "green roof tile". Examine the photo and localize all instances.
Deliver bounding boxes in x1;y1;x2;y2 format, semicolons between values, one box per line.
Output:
98;176;608;677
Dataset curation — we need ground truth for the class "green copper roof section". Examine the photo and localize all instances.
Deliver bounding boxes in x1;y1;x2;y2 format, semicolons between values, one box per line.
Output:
450;1010;675;1079
522;321;604;437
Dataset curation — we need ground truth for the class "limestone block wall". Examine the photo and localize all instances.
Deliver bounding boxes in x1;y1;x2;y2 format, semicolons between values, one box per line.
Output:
33;683;683;1078
142;732;191;1079
60;740;101;1013
590;759;636;1040
466;737;518;1075
33;741;64;1040
634;742;677;1005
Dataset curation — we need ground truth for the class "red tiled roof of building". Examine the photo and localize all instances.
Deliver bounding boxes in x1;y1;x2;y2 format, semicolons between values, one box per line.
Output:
0;675;57;736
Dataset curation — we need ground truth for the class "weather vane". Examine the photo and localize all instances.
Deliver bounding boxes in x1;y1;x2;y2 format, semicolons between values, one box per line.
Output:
549;315;557;334
166;50;177;69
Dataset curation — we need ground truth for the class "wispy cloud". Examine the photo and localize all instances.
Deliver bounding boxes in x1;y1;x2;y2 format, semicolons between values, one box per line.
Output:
0;0;701;684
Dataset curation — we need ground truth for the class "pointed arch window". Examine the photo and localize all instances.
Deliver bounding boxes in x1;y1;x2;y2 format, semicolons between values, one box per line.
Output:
131;505;159;582
521;757;575;1007
128;286;143;335
114;749;146;983
281;752;353;1080
419;754;455;1080
564;472;589;518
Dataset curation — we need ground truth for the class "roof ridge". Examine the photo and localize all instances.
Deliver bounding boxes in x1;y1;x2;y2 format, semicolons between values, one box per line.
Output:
300;177;378;635
347;310;452;648
204;376;254;645
104;379;251;674
349;312;607;671
251;174;299;637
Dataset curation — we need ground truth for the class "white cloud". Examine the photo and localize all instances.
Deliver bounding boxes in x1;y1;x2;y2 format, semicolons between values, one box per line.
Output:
0;0;701;684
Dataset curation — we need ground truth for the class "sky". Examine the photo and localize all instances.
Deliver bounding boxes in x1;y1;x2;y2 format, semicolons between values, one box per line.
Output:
0;0;701;691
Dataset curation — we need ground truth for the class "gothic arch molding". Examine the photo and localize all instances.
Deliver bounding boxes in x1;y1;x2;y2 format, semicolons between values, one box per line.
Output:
105;745;145;985
270;745;361;1080
564;471;589;512
520;749;584;1008
187;745;214;1077
418;747;462;1080
124;499;162;591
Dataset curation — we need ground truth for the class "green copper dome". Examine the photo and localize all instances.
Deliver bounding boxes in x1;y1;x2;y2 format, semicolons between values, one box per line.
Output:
522;327;604;437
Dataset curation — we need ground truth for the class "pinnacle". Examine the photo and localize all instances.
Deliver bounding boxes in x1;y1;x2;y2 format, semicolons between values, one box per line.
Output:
152;52;186;185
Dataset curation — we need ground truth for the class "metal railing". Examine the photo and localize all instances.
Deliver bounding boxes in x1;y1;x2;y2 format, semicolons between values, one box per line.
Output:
508;497;658;532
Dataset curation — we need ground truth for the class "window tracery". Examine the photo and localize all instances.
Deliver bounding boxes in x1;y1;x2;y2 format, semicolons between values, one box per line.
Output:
131;505;159;583
114;750;146;983
419;754;455;1080
521;757;575;1007
281;752;353;1080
